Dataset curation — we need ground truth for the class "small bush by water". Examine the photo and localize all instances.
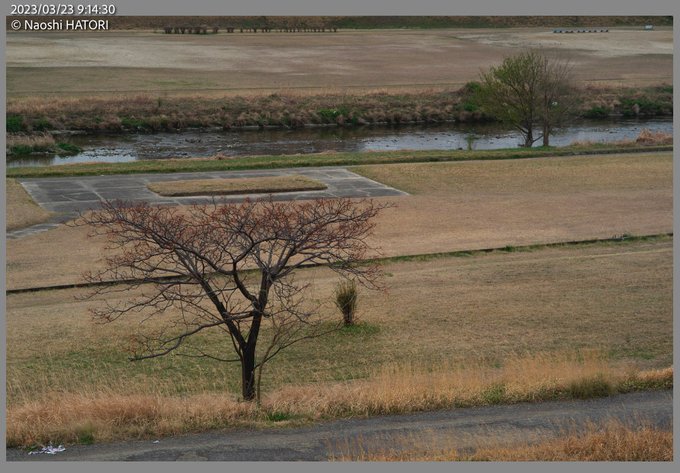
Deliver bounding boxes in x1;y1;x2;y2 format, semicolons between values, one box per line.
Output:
6;133;81;156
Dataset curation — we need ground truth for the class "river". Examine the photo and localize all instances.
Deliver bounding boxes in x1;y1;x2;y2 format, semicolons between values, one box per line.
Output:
7;118;672;168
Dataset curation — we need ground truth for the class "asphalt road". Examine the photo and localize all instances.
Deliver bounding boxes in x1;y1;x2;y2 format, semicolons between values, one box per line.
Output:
6;390;672;462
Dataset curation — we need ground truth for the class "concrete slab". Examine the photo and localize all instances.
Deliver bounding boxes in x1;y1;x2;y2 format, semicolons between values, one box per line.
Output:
9;167;408;239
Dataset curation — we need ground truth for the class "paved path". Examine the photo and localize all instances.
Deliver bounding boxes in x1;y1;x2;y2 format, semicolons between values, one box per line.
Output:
8;167;407;239
7;391;672;462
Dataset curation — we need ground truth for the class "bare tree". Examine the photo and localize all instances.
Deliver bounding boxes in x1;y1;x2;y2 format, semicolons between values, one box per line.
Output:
77;197;388;401
477;50;574;147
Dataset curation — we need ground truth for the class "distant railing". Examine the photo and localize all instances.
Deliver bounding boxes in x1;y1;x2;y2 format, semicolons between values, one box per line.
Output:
553;28;609;33
162;25;339;34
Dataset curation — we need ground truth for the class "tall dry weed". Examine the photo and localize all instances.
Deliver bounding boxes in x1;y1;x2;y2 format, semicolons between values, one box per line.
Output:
635;129;673;146
6;133;55;151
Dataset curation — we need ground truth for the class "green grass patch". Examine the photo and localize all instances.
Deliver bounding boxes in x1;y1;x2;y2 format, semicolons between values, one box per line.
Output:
318;107;350;123
264;411;292;422
481;383;507;404
56;142;82;156
7;115;25;133
7;141;81;156
121;116;151;131
75;423;96;445
9;145;33;155
337;322;380;336
583;106;610;119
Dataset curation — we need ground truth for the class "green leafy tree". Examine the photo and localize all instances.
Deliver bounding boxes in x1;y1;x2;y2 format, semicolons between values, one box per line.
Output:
478;51;574;147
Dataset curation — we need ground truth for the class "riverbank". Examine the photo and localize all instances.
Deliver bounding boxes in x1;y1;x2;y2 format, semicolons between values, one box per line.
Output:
6;143;673;178
6;84;672;135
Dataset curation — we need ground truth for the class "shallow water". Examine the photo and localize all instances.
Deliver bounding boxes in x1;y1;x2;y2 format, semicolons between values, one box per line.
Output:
7;118;673;168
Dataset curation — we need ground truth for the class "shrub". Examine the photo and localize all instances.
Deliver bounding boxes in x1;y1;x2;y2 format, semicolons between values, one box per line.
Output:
462;102;478;113
462;81;482;95
334;280;358;326
619;97;663;117
9;144;33;155
583;106;609;119
7;115;24;133
120;116;150;130
32;117;53;131
317;107;350;124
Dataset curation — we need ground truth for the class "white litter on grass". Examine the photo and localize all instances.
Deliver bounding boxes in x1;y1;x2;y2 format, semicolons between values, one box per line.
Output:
153;440;160;444
28;445;66;455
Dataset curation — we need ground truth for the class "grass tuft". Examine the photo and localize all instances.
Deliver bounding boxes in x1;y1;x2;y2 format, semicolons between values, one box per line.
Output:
334;280;359;326
567;374;614;399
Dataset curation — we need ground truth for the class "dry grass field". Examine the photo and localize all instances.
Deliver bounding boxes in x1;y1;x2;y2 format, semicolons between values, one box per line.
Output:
6;152;670;290
5;178;52;231
6;28;672;98
6;237;673;445
358;152;672;257
147;175;326;197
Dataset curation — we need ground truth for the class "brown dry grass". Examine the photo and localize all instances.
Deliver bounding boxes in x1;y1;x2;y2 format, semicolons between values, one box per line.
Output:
358;152;672;257
6;355;672;447
5;178;52;231
6;132;55;152
572;129;674;148
8;239;672;380
6;238;672;445
635;129;674;146
6;29;671;98
331;419;673;461
147;175;326;197
5;152;672;290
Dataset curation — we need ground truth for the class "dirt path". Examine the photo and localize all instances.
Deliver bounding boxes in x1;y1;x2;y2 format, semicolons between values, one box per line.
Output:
7;390;672;461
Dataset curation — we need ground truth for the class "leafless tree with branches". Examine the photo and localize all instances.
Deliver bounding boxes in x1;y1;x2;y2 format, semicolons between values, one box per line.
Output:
77;197;388;401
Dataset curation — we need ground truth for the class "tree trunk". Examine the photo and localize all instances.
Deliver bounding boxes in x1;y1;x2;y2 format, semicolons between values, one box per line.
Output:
542;128;550;147
524;128;534;148
241;347;256;401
